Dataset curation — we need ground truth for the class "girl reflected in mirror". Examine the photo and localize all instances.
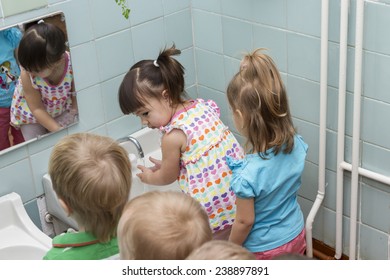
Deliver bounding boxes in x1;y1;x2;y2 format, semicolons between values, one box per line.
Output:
10;20;78;140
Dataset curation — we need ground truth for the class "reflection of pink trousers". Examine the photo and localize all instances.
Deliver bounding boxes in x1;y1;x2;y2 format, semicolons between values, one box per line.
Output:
253;228;306;260
0;107;24;151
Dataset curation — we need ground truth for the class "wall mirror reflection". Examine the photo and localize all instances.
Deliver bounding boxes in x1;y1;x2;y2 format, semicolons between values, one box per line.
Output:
0;12;78;154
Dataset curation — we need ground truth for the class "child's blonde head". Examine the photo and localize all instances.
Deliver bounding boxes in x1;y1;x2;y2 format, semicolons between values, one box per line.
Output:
186;240;256;260
118;191;212;259
48;133;132;242
227;49;295;155
118;44;187;115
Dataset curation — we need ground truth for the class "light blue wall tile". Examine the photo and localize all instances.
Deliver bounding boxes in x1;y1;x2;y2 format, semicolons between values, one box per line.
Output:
287;76;320;124
192;0;221;13
106;115;142;141
95;29;134;82
30;148;53;195
70;41;100;91
0;159;35;202
221;0;254;22
364;51;390;104
362;143;390;178
0;146;28;169
364;2;390;55
129;0;164;26
223;55;240;86
195;49;225;92
162;0;190;14
52;0;93;46
287;33;320;82
2;0;47;17
101;75;126;122
193;10;223;53
253;25;287;72
299;196;325;240
287;0;321;37
293;119;319;165
361;184;390;233
89;0;130;38
359;223;388;259
328;0;341;43
361;98;390;150
253;0;286;28
131;18;166;61
222;17;252;59
165;9;192;50
300;161;319;201
75;85;106;131
176;48;196;87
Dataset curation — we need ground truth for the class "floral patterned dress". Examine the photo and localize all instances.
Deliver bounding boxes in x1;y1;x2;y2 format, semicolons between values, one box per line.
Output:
10;51;75;127
160;98;244;233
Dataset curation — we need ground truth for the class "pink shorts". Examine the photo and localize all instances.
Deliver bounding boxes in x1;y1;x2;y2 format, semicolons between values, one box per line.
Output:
253;229;306;260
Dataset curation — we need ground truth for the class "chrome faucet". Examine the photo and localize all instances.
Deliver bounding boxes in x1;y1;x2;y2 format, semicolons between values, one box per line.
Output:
117;136;144;158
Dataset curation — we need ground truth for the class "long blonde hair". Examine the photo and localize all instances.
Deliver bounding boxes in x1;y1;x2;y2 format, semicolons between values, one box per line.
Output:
227;49;295;156
49;133;132;242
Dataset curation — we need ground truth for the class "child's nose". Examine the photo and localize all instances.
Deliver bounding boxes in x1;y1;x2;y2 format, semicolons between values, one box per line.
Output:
141;119;148;126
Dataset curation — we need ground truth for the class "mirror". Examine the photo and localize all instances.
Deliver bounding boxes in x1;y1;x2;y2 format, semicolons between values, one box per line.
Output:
0;12;78;154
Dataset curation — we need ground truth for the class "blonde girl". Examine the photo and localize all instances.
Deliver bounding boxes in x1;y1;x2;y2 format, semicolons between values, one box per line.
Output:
226;49;308;260
118;45;244;239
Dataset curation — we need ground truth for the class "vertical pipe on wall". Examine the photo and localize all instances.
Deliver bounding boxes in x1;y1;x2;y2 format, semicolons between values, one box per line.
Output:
305;0;329;258
335;0;350;260
349;0;365;260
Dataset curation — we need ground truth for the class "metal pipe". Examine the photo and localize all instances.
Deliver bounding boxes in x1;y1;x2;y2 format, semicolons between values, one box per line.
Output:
305;0;329;258
349;0;365;260
117;136;145;158
335;0;350;260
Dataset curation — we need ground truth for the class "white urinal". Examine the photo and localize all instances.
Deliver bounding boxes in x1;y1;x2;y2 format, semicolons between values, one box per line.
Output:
0;192;52;260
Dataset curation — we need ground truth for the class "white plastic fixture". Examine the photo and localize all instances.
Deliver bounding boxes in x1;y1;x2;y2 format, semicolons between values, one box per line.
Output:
0;192;52;260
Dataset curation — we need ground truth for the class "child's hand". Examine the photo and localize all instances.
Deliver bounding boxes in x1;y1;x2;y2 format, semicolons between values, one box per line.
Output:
136;165;153;183
148;156;162;172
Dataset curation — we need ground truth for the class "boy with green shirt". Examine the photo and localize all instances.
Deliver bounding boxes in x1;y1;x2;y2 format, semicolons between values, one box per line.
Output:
43;133;132;260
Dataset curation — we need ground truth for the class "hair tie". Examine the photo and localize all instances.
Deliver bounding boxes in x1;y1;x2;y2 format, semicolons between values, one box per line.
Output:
37;19;45;24
153;60;159;67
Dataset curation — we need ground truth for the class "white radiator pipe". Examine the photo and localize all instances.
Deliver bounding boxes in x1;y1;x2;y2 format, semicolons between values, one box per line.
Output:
305;0;329;258
340;162;390;188
349;0;365;260
335;0;350;260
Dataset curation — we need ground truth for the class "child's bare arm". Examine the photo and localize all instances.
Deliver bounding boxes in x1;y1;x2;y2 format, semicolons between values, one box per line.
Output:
229;197;255;245
137;129;186;185
21;70;62;132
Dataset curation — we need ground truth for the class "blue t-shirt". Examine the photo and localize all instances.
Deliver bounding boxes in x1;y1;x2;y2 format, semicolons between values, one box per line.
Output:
0;27;22;108
227;135;308;252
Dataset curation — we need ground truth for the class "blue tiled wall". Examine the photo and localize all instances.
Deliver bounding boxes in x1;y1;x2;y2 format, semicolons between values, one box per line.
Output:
0;0;389;259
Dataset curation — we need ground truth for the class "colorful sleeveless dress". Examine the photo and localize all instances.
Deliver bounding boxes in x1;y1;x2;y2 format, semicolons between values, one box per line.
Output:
160;98;244;233
10;51;75;127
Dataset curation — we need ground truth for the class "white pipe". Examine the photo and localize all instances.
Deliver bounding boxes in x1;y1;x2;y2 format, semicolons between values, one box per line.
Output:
340;162;390;186
349;0;365;260
335;0;350;260
305;0;328;258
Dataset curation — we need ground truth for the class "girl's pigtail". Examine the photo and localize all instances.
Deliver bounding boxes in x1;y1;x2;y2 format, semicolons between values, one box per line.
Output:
156;44;185;105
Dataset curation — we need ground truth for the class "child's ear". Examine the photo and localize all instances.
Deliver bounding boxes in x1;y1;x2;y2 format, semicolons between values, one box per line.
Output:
235;109;245;129
161;89;169;100
58;198;72;217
